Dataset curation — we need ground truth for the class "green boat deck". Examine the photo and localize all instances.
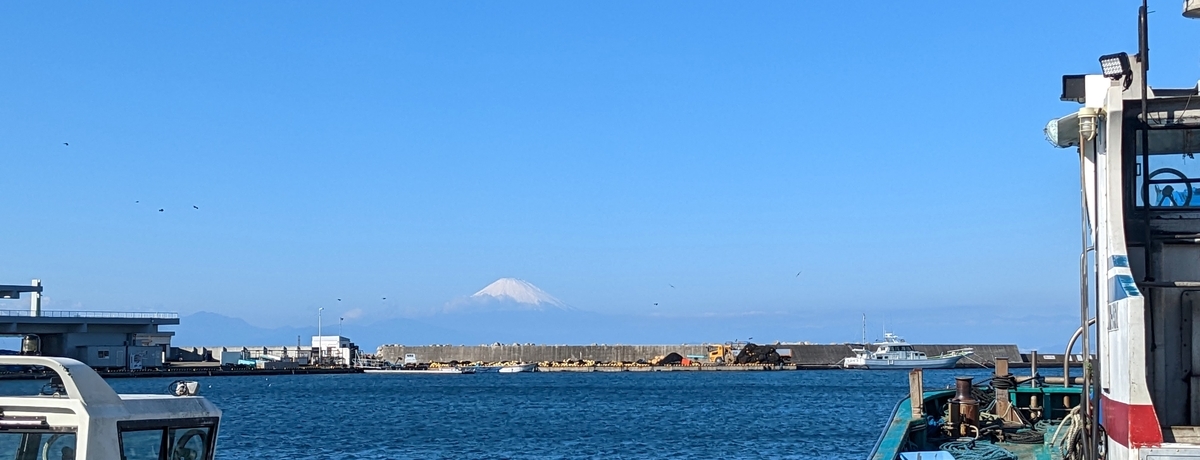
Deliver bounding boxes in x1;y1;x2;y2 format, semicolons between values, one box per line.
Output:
870;385;1083;460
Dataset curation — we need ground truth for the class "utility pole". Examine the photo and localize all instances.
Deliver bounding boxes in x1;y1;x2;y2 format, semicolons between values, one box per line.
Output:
318;307;324;364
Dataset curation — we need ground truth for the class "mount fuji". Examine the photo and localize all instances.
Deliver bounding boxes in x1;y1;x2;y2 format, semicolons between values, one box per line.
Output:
447;278;574;312
468;278;571;310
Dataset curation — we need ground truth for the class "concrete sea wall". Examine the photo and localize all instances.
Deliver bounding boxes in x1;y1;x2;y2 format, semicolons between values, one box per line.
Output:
377;343;1025;367
378;344;710;364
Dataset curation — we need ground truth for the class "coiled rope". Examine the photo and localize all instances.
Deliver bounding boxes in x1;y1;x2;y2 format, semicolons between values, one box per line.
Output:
938;439;1019;460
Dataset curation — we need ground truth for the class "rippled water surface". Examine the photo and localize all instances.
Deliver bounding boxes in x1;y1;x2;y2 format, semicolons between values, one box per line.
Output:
11;368;1034;459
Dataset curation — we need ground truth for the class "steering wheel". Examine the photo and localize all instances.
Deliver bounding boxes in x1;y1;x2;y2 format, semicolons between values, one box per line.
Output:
171;430;207;460
40;434;73;460
1145;167;1194;207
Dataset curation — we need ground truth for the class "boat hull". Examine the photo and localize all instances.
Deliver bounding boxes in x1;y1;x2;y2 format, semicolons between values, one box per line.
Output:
472;363;538;373
843;355;962;369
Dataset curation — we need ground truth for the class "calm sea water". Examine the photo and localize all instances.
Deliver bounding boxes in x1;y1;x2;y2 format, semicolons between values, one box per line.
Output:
3;367;1068;459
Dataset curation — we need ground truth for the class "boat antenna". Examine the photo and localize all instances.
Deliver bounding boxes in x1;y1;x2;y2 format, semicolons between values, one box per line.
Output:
861;313;867;345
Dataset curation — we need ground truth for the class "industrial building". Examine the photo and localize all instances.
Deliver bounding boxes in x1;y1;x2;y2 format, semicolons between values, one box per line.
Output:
173;336;358;367
0;280;178;369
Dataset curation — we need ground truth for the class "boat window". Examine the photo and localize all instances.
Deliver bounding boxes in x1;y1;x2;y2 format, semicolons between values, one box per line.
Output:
120;430;162;460
118;418;217;460
1133;131;1200;208
0;432;76;460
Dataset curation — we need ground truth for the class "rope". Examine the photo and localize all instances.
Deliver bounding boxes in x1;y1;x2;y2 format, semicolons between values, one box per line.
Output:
1006;430;1046;444
939;439;1019;460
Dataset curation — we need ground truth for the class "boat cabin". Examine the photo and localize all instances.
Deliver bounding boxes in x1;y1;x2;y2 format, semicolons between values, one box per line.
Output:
859;334;928;360
0;356;221;460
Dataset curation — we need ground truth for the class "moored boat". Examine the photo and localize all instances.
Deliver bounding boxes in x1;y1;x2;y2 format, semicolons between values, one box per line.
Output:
842;333;973;370
364;366;477;374
472;363;538;373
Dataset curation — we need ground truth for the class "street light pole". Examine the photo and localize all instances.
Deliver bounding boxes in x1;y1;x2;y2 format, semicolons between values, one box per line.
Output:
318;307;324;363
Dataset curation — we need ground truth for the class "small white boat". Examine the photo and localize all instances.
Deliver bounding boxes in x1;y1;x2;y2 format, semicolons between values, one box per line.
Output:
0;355;222;459
472;363;538;373
841;333;972;370
364;366;477;374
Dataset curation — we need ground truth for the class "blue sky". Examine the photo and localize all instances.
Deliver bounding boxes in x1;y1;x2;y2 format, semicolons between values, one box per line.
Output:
3;2;1200;347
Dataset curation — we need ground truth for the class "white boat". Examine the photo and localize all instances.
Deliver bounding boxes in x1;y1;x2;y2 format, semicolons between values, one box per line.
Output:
364;366;476;374
841;333;972;369
472;363;538;373
0;355;222;459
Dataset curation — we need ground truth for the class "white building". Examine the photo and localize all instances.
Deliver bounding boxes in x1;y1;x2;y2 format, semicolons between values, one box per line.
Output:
311;335;354;366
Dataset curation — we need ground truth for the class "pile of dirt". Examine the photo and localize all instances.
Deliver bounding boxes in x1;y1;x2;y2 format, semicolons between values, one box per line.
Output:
735;343;784;364
653;352;684;365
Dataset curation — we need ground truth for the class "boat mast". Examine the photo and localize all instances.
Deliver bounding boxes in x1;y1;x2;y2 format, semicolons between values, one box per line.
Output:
861;313;867;345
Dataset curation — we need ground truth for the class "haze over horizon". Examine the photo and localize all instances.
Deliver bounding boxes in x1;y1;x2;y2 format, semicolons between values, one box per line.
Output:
4;2;1199;351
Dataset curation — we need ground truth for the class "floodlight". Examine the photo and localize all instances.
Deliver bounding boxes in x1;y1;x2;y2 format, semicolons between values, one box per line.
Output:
1099;52;1132;80
1186;0;1200;19
1061;75;1087;102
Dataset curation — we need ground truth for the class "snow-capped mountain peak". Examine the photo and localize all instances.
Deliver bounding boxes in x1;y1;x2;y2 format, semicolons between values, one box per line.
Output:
470;278;568;309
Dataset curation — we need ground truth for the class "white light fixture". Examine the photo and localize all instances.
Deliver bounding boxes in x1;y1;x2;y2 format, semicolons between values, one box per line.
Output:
1079;107;1099;142
170;380;200;396
1099;52;1132;80
1185;0;1200;18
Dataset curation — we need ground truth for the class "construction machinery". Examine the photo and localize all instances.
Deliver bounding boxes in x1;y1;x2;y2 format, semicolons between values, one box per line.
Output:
707;343;739;363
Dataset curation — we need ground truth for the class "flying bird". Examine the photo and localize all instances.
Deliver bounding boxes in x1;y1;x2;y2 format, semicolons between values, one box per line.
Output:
795;271;803;277
135;201;139;203
669;284;675;288
158;209;164;212
63;143;68;146
193;205;199;209
653;303;659;306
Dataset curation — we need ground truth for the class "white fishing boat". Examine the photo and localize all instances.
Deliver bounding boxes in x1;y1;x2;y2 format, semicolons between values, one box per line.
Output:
0;355;221;459
842;333;972;369
472;363;538;373
364;366;476;374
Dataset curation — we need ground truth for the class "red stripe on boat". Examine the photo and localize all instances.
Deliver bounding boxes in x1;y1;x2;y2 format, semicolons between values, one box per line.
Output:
1101;394;1163;447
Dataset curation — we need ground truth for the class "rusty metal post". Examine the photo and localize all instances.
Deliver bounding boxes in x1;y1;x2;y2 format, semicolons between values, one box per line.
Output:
909;368;924;419
953;376;979;437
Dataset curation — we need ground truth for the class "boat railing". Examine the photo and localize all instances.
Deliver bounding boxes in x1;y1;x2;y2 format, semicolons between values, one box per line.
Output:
866;393;909;460
936;347;974;358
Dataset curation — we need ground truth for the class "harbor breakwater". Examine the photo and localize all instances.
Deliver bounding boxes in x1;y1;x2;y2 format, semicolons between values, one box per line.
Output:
377;343;1030;368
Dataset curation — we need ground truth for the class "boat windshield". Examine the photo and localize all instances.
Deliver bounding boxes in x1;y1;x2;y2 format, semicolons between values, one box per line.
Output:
0;432;76;460
118;419;218;460
1132;128;1200;208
